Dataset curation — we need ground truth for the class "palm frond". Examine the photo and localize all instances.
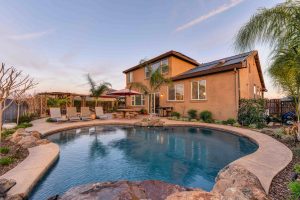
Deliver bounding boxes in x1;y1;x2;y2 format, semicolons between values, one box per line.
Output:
128;82;150;95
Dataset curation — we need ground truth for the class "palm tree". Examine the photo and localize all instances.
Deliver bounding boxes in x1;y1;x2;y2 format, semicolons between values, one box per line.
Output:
87;74;112;106
235;0;300;53
128;65;172;95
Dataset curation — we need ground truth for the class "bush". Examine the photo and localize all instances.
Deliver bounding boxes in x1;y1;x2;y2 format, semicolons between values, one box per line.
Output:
18;114;34;123
46;118;56;123
0;157;14;166
238;99;266;126
289;181;300;200
2;129;15;138
16;122;32;129
248;124;257;129
171;112;180;119
190;119;198;122
223;118;236;125
214;120;223;124
0;147;9;154
200;110;213;123
273;128;285;139
140;108;147;115
187;109;197;119
233;122;241;127
294;164;300;174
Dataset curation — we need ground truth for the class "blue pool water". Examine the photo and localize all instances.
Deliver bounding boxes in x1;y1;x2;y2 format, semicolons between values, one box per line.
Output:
29;126;257;200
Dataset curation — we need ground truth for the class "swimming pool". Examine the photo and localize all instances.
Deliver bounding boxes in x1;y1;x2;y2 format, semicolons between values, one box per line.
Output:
29;125;258;199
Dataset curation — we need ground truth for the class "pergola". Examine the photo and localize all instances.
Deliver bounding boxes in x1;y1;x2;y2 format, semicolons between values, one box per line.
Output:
37;91;118;117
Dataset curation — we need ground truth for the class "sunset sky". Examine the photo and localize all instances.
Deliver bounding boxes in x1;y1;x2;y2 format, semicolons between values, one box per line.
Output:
0;0;283;98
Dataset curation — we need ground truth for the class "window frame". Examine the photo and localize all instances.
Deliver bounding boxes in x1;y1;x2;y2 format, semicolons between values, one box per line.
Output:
167;83;184;101
144;58;169;79
190;80;207;100
127;72;133;83
131;95;145;106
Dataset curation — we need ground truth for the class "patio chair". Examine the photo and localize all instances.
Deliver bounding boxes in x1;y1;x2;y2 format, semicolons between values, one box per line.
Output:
95;107;108;120
80;107;93;121
66;107;81;121
49;107;68;122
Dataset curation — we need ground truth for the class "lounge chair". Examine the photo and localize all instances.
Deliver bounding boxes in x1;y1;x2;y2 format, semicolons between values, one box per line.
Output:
95;107;108;119
49;107;68;122
81;107;93;121
66;107;81;121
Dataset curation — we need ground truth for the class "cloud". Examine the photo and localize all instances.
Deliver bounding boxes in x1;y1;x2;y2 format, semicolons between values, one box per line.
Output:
175;0;244;32
7;29;55;40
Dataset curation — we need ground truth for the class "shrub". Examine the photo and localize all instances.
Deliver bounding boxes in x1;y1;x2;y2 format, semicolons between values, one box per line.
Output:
289;181;300;200
233;122;241;127
2;129;15;138
248;124;257;129
0;157;14;165
0;147;9;154
294;164;300;174
46;118;56;123
200;110;213;123
273;128;285;139
214;120;223;124
16;122;32;129
140;108;148;115
293;147;300;157
223;118;236;125
190;119;198;122
187;109;197;119
238;99;266;126
171;112;180;119
18;114;34;123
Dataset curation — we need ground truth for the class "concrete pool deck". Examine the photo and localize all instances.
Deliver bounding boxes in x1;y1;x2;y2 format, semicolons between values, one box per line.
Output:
2;117;292;197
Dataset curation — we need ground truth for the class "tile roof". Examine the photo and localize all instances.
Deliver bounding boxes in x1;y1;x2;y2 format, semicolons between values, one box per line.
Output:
123;50;199;73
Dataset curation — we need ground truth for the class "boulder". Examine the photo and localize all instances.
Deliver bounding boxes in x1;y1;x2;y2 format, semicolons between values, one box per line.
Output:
0;179;16;197
17;135;38;149
5;194;23;200
166;191;221;200
58;180;193;200
30;131;42;139
212;164;268;200
36;139;50;145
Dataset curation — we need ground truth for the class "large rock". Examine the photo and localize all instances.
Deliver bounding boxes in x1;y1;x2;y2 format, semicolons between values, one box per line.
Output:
17;135;38;148
212;164;268;200
166;191;221;200
0;179;16;198
30;131;42;139
57;180;194;200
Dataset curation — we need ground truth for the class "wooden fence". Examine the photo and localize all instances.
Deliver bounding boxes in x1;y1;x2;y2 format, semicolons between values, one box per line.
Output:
266;99;295;116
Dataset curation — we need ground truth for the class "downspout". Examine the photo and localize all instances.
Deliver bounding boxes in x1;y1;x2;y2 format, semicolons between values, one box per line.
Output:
234;68;240;118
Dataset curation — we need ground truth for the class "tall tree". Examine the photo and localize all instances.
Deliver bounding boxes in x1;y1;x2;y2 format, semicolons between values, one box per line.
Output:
235;0;300;53
87;74;111;106
0;63;36;141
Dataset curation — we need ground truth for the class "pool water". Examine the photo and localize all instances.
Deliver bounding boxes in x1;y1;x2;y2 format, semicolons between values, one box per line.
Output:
29;126;257;200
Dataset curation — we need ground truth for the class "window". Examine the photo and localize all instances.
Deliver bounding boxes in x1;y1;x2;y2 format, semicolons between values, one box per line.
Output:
168;84;184;101
191;80;206;100
127;72;133;83
131;95;145;106
144;58;169;78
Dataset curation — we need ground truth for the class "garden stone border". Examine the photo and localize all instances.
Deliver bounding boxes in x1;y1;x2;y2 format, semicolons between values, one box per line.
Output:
14;118;292;197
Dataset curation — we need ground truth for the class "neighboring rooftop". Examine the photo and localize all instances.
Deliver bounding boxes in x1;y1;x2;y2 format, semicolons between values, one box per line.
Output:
123;50;200;73
172;50;266;91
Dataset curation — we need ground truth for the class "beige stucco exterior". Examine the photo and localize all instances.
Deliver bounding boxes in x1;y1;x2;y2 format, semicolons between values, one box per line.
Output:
124;51;265;120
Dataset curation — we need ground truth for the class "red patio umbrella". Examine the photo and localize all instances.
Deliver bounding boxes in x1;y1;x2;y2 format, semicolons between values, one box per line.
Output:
107;89;142;108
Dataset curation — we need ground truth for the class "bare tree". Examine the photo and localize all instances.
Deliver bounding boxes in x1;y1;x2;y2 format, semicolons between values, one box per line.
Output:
0;63;36;141
13;92;28;125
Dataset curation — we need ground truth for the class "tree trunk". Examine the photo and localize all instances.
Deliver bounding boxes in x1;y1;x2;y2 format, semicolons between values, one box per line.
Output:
297;100;300;141
95;98;98;107
0;109;3;142
17;103;20;125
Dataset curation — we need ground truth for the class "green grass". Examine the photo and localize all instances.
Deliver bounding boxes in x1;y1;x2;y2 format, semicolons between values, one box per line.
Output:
0;147;9;154
0;157;14;166
2;122;33;138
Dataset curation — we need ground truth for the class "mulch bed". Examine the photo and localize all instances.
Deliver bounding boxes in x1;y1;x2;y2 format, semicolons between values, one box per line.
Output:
0;140;29;176
263;130;300;200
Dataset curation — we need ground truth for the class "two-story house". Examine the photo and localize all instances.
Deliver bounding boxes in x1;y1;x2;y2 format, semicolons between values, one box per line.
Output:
123;50;266;120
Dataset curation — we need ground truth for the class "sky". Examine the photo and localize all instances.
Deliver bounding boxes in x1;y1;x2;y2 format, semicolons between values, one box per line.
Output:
0;0;284;98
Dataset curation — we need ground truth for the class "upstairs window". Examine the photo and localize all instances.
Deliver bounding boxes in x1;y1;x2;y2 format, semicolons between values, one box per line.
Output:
168;84;184;101
131;95;145;106
145;58;169;78
127;72;133;83
191;80;206;100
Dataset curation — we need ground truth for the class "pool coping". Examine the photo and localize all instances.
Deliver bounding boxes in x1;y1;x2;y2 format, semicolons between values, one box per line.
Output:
0;143;59;198
2;118;292;197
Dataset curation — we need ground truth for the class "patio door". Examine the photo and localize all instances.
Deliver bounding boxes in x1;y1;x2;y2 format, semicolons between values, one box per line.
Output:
149;93;160;114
